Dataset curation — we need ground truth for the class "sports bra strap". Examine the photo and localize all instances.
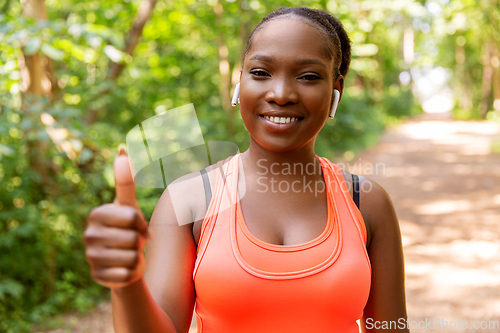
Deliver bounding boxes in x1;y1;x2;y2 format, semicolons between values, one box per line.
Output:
200;168;212;210
352;174;360;209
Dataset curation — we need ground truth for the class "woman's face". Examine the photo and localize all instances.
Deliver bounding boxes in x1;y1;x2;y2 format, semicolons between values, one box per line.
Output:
240;17;341;154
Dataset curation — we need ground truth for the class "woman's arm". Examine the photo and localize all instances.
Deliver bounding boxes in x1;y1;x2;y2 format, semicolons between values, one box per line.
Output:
141;184;198;333
111;277;180;332
358;176;409;332
85;152;198;333
111;182;199;333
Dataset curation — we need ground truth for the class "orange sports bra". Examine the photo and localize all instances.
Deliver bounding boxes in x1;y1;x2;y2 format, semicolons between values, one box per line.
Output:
193;154;371;333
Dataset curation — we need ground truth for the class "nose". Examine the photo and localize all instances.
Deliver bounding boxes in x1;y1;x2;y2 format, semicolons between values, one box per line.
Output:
265;77;299;105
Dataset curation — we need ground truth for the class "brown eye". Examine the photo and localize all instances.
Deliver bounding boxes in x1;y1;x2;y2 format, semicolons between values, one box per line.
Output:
299;74;321;81
250;70;270;77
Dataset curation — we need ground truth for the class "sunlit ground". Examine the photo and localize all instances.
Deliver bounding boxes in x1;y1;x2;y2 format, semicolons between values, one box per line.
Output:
352;113;500;332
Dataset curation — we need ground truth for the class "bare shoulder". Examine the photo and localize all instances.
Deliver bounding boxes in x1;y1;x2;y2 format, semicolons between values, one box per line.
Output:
151;163;218;227
338;169;399;248
357;176;400;248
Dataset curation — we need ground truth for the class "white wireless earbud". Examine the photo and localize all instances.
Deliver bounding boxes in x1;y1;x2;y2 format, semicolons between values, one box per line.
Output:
231;83;240;107
329;89;340;119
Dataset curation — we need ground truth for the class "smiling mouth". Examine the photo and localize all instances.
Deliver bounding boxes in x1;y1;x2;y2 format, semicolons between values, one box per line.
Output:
259;115;302;124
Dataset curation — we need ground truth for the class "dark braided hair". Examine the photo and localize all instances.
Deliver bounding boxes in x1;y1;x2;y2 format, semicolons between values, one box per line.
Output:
242;7;352;80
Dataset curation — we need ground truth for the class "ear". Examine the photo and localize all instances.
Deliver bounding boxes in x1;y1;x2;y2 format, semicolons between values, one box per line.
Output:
334;75;345;104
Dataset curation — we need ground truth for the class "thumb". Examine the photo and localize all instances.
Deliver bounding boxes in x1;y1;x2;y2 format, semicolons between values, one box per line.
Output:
113;147;153;240
113;147;139;209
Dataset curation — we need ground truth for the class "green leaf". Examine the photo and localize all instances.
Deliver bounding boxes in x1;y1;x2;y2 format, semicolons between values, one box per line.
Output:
352;44;379;57
0;144;14;156
0;279;25;300
20;118;33;130
41;43;64;61
54;39;86;61
85;24;124;49
79;147;93;163
104;45;125;63
104;164;115;187
24;37;42;55
0;23;13;35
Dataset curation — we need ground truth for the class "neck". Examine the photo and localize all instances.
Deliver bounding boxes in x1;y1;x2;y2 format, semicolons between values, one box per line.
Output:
241;139;322;179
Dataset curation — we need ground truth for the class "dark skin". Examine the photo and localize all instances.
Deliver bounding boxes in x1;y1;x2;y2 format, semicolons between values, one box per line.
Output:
84;17;408;333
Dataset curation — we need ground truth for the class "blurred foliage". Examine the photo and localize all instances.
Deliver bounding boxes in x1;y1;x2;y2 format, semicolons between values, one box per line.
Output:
0;0;432;331
422;0;500;119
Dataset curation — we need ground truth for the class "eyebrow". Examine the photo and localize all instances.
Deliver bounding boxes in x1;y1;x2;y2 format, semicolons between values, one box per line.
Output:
249;54;326;68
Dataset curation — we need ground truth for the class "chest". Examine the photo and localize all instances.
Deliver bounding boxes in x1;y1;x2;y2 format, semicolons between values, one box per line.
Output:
193;181;328;247
239;187;328;246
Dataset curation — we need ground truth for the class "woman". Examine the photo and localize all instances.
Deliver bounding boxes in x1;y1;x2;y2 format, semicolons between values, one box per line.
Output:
84;7;409;333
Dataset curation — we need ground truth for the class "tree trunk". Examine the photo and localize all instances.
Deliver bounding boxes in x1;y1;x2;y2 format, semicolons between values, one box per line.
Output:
20;0;57;302
214;1;235;136
19;0;55;192
492;44;500;111
456;43;472;111
108;0;157;81
20;0;47;95
479;43;494;118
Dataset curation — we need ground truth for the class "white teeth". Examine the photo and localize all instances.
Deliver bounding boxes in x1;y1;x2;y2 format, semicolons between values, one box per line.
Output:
263;116;299;124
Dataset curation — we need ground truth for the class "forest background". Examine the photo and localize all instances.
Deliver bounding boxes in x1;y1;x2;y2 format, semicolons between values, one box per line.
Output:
1;0;499;331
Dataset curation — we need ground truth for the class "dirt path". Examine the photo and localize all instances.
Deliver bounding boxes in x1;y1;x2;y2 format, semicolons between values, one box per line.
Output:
350;113;500;332
35;113;500;333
